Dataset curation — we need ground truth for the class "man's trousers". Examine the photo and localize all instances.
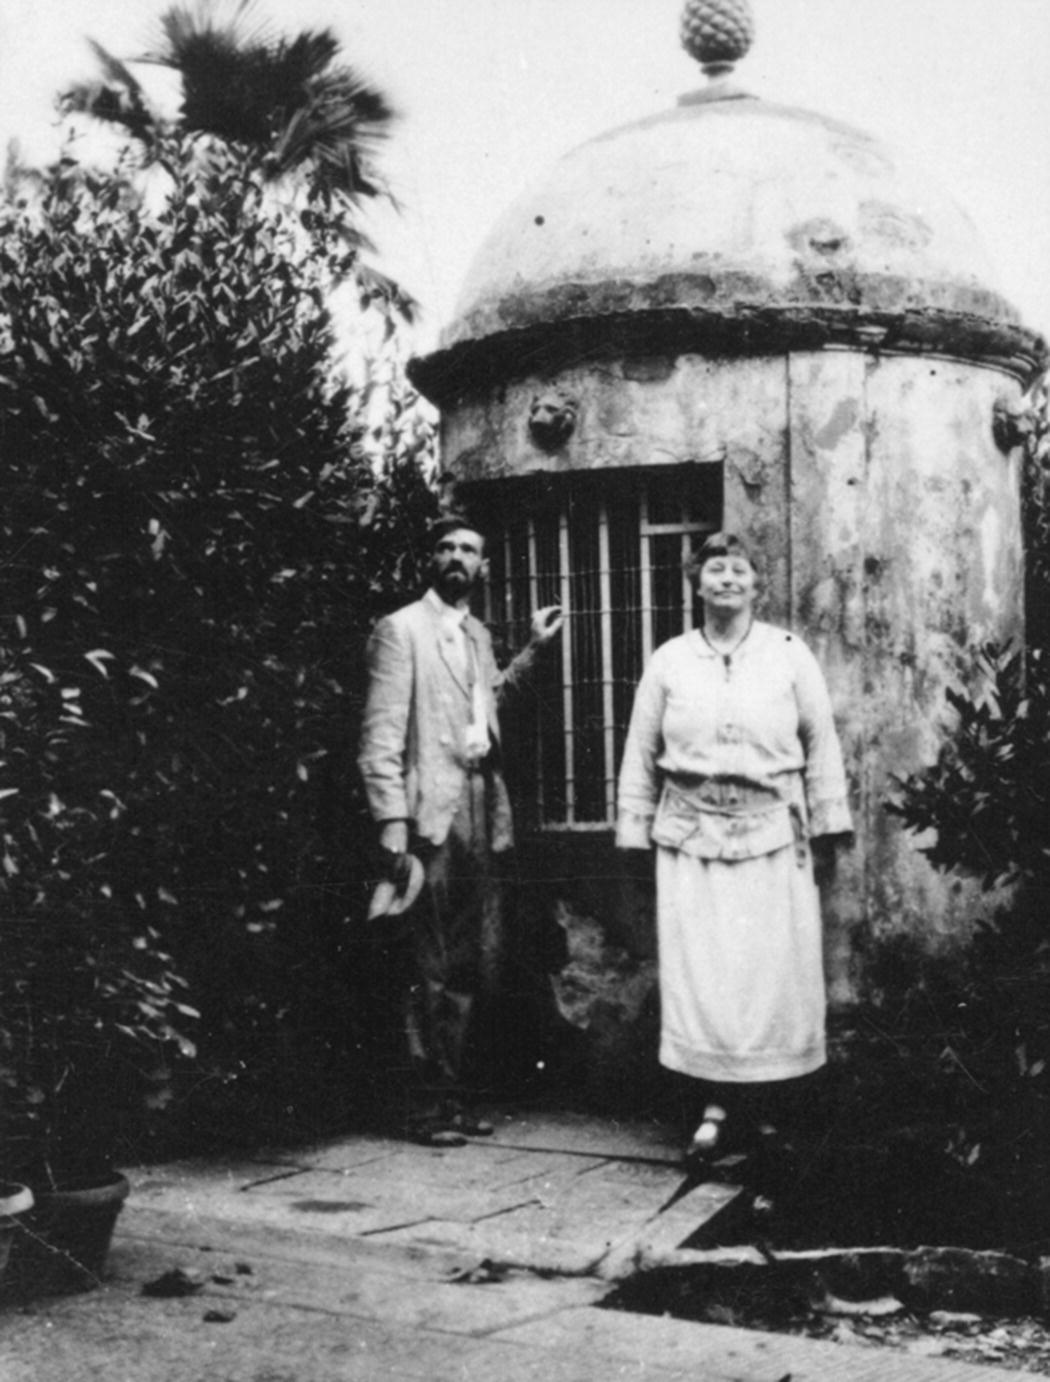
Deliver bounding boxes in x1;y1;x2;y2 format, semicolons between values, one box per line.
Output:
405;766;506;1093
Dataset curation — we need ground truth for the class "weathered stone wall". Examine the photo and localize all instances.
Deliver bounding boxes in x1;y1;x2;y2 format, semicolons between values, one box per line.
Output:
413;50;1045;1095
444;349;1024;1021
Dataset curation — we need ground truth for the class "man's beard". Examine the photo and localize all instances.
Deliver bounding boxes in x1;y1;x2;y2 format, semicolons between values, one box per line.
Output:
435;566;474;600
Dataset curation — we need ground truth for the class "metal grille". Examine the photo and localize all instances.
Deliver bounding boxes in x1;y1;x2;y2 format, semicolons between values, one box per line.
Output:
467;465;721;831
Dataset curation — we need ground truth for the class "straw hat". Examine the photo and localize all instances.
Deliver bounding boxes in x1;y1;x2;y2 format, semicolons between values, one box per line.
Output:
367;854;425;921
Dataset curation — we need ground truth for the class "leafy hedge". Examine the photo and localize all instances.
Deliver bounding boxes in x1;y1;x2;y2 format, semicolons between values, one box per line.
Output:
889;643;1050;891
0;137;438;1166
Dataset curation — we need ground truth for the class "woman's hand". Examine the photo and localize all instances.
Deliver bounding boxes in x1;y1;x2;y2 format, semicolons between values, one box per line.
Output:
811;833;848;886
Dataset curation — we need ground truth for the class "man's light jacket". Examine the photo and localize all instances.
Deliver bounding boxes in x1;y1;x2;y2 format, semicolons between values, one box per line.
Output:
358;592;536;851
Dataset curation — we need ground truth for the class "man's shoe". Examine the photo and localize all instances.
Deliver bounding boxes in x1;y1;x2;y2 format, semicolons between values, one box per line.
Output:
422;1127;469;1148
405;1119;468;1148
449;1111;494;1137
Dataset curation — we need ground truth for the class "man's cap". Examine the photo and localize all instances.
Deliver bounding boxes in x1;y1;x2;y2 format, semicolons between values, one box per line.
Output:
367;853;425;921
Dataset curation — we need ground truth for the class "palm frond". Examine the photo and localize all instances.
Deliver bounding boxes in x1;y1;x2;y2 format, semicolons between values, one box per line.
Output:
355;262;418;325
135;3;395;200
87;37;147;95
268;72;394;203
148;0;272;65
64;0;398;231
58;39;159;144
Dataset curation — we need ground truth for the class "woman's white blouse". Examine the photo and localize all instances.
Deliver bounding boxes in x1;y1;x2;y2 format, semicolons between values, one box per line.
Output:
616;622;853;855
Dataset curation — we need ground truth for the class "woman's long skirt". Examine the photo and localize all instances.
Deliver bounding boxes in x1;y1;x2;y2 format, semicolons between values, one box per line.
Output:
655;842;826;1083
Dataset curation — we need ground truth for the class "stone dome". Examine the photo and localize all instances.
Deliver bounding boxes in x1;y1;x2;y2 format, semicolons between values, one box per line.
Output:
411;88;1045;405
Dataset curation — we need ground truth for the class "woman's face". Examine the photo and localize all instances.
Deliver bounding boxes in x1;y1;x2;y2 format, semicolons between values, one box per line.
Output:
697;552;757;614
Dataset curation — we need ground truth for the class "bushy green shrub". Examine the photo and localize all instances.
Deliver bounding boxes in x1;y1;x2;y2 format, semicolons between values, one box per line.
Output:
889;642;1050;890
0;136;438;1165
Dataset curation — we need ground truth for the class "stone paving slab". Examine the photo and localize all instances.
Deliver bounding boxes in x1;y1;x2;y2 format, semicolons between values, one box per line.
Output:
502;1305;1023;1382
2;1288;680;1382
291;1145;600;1196
370;1190;745;1279
112;1203;478;1275
243;1109;682;1174
253;1147;601;1207
372;1213;610;1274
475;1108;682;1162
109;1227;608;1334
2;1223;1024;1382
604;1180;744;1272
126;1126;717;1275
352;1153;733;1271
295;1130;546;1174
230;1164;547;1236
0;1213;719;1382
131;1139;631;1204
1;1111;1031;1382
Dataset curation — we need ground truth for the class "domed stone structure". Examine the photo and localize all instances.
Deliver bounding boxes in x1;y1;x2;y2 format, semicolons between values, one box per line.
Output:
415;65;1040;409
409;1;1046;1075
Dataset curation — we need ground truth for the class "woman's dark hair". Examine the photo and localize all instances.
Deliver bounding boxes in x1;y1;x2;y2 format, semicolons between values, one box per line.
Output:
685;531;757;578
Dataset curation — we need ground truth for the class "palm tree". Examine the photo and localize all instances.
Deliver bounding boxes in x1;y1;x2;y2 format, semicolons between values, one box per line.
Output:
60;0;396;214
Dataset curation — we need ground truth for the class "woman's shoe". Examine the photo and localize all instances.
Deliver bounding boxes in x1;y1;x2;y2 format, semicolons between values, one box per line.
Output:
685;1104;727;1165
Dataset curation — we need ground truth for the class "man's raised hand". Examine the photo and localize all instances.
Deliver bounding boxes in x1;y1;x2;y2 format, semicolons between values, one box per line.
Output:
529;605;564;647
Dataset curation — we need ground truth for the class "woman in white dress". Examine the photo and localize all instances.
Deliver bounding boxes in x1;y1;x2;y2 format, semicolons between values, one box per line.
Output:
616;533;852;1165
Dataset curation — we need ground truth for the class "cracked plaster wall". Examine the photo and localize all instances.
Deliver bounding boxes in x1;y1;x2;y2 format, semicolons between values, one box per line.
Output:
442;348;1024;1078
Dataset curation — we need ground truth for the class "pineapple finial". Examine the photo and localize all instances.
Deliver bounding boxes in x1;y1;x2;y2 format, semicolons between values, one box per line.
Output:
680;0;755;80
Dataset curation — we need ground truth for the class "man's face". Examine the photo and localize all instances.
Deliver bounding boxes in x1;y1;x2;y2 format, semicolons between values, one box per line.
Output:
430;527;487;602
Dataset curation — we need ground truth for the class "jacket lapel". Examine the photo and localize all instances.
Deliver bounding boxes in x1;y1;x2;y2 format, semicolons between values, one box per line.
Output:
428;598;471;698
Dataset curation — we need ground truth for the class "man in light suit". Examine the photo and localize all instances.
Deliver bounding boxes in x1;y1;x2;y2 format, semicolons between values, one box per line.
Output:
358;514;563;1145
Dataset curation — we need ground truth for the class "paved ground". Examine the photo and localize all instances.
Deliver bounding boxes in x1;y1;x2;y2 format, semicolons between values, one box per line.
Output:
0;1107;1029;1380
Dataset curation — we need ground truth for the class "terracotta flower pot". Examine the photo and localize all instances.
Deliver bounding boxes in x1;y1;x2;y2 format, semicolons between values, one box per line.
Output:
7;1170;130;1298
0;1182;35;1293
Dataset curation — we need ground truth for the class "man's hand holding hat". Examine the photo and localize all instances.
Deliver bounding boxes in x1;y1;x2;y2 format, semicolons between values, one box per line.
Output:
367;819;423;921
